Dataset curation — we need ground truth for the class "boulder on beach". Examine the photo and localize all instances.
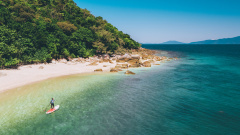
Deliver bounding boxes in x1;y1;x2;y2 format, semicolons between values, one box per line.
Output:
99;59;103;63
118;54;131;59
142;55;148;60
129;63;141;68
85;58;90;62
110;68;118;72
51;59;57;64
102;54;110;59
148;55;154;59
109;60;114;64
67;62;74;65
59;58;67;63
143;61;151;67
131;51;138;55
39;66;44;69
131;55;140;59
154;56;162;61
115;65;122;69
88;62;98;66
71;58;79;62
94;69;103;72
103;59;109;62
121;64;128;69
127;59;139;65
116;59;126;63
125;70;136;75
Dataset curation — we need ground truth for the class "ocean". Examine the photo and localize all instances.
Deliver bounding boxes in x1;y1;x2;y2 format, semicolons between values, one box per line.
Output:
0;44;240;135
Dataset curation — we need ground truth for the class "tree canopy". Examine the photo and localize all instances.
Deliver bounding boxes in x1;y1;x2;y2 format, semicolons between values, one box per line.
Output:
0;0;141;68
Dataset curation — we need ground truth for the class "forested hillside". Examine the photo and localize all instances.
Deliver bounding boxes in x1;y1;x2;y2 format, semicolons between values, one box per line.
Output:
0;0;141;68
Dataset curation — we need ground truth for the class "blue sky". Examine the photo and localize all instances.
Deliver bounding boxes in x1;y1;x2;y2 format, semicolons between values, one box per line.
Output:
74;0;240;43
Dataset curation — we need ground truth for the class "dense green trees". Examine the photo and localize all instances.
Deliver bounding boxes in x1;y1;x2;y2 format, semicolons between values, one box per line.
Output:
0;0;141;68
0;25;36;68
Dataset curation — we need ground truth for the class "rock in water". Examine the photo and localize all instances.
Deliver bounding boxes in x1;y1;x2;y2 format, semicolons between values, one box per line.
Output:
125;70;136;75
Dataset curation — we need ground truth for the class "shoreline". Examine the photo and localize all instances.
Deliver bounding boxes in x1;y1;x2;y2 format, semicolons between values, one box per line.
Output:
0;48;176;93
0;62;116;93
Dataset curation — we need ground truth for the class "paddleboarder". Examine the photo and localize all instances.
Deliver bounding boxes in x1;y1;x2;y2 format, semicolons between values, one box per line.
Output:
50;98;55;109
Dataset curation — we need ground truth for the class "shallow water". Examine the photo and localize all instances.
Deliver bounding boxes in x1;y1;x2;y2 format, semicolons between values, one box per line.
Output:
1;45;240;135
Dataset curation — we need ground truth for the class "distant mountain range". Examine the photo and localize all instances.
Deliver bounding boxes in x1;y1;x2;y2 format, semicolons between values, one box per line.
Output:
190;36;240;44
160;40;185;44
159;36;240;44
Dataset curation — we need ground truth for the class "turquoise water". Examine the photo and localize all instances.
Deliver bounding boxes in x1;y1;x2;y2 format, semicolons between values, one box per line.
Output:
1;45;240;135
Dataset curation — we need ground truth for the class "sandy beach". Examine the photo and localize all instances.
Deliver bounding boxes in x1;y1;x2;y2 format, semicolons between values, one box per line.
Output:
0;61;117;93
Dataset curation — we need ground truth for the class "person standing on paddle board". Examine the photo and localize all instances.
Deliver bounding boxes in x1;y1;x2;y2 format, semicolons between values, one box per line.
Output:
50;98;55;109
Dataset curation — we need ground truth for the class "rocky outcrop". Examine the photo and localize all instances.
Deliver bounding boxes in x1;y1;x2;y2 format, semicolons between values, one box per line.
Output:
125;70;136;75
124;58;141;68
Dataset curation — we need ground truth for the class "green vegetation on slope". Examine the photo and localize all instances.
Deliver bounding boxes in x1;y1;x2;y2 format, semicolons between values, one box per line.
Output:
0;0;141;68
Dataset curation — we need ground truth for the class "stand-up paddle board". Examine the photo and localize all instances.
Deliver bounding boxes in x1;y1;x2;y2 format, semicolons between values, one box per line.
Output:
46;105;60;114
